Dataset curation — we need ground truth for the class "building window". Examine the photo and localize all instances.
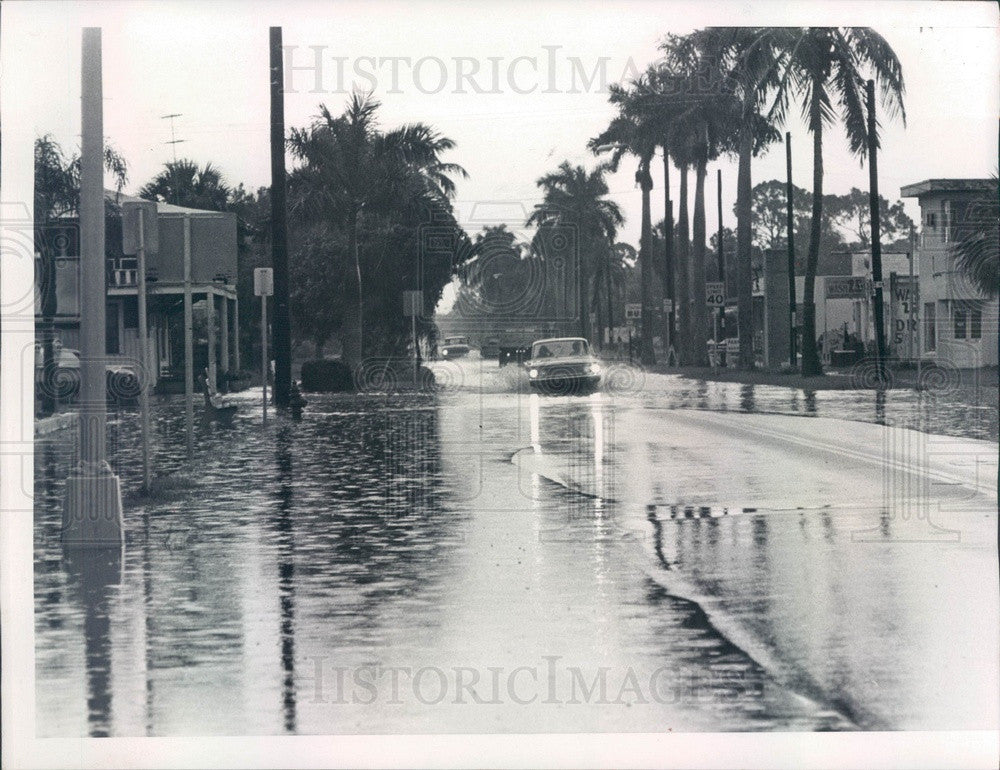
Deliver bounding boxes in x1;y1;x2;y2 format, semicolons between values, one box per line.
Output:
925;211;937;228
970;307;982;339
106;302;120;354
954;306;967;339
924;302;936;351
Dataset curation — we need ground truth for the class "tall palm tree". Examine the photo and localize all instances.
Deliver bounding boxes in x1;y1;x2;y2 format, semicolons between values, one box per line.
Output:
687;27;784;371
770;27;906;375
139;159;231;210
527;161;623;346
287;91;466;366
591;86;659;365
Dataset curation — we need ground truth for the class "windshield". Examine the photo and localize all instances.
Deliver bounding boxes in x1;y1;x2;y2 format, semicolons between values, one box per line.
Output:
444;337;467;345
532;339;588;359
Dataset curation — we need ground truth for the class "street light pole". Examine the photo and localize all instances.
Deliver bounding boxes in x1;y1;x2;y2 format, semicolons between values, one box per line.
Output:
62;27;123;546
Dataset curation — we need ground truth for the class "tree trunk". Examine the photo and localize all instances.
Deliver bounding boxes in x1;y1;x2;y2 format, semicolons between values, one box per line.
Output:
579;237;591;343
638;160;656;366
736;127;754;370
690;152;710;367
341;206;364;369
675;163;691;366
661;148;675;363
801;113;824;376
605;258;614;353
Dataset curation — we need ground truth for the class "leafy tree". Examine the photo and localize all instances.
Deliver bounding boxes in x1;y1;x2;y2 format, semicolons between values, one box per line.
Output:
825;187;914;249
287;91;469;366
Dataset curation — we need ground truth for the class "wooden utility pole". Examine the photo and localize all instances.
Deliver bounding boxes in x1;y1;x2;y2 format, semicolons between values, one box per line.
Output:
866;80;888;383
785;132;798;367
269;26;291;407
716;168;726;343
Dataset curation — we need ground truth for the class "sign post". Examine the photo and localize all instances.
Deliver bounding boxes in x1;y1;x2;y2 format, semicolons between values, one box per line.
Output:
403;290;422;386
254;268;273;421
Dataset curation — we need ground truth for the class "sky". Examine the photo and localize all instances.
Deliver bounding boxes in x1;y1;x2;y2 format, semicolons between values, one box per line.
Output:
2;0;998;311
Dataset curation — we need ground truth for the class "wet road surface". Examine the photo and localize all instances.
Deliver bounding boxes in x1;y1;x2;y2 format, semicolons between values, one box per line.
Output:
34;357;998;735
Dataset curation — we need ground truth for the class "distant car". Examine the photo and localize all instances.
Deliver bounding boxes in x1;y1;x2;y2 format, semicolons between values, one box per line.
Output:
439;336;471;360
525;337;602;394
480;337;500;359
35;346;141;400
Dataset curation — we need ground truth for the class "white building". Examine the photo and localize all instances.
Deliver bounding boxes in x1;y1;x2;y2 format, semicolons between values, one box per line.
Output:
901;179;998;369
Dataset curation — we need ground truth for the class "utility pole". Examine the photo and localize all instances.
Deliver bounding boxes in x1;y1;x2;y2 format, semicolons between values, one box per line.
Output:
716;168;726;345
269;27;291;407
785;132;798;368
62;27;123;546
866;80;888;383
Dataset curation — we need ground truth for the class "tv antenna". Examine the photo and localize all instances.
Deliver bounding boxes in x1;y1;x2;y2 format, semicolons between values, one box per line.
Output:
161;113;186;162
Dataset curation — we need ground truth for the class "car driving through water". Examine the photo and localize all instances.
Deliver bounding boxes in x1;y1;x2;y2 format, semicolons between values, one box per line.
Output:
439;336;471;360
525;337;602;394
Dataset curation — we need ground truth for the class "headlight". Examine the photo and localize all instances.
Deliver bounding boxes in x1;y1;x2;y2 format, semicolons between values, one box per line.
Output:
529;368;538;378
589;363;601;374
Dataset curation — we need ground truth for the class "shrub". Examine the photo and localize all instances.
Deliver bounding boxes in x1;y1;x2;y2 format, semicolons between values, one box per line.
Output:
301;359;353;392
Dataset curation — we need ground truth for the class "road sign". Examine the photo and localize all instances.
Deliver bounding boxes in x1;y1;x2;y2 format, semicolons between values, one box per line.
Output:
706;282;725;307
825;276;868;299
403;290;423;317
254;267;274;296
625;303;641;319
662;298;674;313
122;200;159;256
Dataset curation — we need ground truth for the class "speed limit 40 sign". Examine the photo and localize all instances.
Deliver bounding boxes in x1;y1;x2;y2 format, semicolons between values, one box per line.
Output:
706;282;725;308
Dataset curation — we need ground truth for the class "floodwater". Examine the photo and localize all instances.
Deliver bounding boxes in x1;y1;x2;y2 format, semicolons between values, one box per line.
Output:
34;358;998;735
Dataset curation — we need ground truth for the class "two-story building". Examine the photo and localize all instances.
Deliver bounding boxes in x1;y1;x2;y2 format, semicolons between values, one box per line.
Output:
900;179;997;369
35;191;240;394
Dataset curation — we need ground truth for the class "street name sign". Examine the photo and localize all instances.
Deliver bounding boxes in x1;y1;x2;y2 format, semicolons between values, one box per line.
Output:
254;267;274;296
825;276;868;299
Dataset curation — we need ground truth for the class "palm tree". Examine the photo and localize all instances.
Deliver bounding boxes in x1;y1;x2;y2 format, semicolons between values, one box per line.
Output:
287;91;466;367
770;27;906;375
527;161;623;346
951;175;999;298
685;27;784;371
139;159;231;210
590;85;659;365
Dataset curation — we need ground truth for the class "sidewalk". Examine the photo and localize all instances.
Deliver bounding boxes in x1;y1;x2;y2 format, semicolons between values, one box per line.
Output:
649;363;999;393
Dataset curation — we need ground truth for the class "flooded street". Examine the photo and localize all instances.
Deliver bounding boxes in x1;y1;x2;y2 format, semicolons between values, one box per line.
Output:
34;358;998;735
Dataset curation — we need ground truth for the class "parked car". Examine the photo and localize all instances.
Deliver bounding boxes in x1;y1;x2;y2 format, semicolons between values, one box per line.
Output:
525;337;602;394
439;336;471;360
35;345;141;400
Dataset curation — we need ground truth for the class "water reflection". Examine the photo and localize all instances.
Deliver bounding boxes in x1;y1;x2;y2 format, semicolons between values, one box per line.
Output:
739;383;755;413
273;424;296;733
62;547;122;737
